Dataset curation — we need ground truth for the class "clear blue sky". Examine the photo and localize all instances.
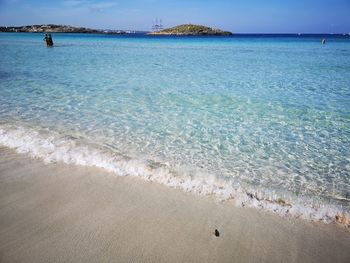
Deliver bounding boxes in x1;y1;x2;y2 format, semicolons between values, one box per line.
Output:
0;0;349;33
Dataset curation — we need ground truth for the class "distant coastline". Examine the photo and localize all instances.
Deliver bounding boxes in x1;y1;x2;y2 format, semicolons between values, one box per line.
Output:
0;24;139;34
1;24;349;37
0;24;234;36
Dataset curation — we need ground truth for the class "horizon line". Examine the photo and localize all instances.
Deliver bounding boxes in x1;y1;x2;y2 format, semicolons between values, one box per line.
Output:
1;24;350;35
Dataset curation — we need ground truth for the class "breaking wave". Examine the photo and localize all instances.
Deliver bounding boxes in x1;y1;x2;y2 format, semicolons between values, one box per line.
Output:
0;123;349;227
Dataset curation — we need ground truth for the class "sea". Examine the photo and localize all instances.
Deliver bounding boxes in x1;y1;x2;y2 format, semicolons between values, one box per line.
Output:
0;33;349;224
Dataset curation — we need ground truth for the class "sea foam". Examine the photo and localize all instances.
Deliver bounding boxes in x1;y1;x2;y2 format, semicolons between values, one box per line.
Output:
0;124;349;227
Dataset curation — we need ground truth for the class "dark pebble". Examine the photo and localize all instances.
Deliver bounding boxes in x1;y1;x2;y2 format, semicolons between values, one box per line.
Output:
214;229;220;237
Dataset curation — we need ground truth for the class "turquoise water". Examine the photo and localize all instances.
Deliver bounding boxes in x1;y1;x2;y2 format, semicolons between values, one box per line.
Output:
1;33;350;222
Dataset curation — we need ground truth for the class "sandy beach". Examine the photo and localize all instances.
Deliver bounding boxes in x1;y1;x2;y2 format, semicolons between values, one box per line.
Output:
0;146;349;263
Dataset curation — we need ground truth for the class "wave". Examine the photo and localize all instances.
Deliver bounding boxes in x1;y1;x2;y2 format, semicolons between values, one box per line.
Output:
0;123;349;227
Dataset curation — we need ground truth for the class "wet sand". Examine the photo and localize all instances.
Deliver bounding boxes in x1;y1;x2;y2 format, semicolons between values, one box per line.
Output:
0;146;349;263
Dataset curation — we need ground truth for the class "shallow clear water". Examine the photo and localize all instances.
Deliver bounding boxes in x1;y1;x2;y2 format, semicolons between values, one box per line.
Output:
1;33;350;222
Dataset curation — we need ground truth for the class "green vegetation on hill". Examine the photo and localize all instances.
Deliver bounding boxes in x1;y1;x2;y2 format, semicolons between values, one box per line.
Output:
149;24;233;36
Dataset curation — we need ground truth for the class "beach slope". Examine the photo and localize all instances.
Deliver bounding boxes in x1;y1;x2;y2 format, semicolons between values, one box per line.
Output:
0;146;349;263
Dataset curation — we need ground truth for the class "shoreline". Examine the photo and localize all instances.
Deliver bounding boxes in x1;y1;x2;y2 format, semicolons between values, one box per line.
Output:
0;123;349;227
0;146;349;262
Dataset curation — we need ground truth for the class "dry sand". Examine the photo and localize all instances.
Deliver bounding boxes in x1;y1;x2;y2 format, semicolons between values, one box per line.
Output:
0;146;349;263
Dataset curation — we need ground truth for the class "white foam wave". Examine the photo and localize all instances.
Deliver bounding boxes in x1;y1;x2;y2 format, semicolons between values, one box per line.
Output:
0;124;349;227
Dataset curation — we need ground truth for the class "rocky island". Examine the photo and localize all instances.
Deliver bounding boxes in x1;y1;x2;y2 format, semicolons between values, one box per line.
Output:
148;24;233;36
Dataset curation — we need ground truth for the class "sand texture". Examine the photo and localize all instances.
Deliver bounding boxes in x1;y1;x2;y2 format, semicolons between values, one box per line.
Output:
0;147;349;263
